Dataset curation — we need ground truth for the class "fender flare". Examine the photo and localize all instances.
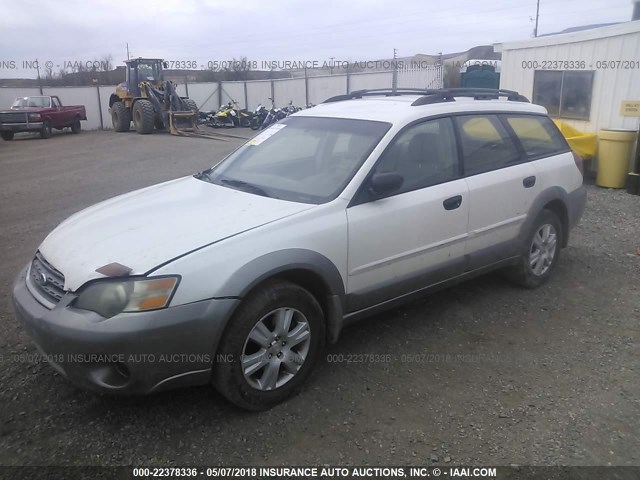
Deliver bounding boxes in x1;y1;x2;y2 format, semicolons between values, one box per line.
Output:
518;186;570;248
218;249;346;343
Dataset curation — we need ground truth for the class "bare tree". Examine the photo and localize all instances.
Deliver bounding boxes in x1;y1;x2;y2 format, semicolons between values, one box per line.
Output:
101;54;113;72
216;56;253;81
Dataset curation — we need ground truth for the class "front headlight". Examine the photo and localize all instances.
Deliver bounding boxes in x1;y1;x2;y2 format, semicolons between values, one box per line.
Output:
74;276;180;318
29;113;41;121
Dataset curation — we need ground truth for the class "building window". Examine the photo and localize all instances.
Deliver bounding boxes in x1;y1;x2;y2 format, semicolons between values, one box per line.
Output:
532;70;594;120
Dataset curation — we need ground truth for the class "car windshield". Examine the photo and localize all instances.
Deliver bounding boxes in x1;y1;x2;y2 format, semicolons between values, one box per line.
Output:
11;96;50;108
198;116;391;204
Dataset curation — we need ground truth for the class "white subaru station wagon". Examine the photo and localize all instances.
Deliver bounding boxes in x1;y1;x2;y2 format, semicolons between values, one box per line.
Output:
12;88;586;410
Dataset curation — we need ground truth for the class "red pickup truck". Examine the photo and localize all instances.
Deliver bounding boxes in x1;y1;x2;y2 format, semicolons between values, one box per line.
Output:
0;95;87;140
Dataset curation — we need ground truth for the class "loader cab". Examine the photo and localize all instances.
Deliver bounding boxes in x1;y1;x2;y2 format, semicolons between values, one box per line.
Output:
125;58;165;97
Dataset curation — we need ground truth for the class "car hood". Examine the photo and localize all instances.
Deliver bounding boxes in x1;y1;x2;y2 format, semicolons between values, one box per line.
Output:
39;176;314;291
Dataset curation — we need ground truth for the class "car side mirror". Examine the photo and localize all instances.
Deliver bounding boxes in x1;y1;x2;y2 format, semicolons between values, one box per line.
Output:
369;172;403;197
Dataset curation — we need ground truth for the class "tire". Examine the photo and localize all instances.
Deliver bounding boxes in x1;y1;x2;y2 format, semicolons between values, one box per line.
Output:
213;280;325;411
111;102;131;132
71;117;81;134
504;209;563;288
182;98;198;112
1;131;14;141
40;120;52;139
132;99;155;134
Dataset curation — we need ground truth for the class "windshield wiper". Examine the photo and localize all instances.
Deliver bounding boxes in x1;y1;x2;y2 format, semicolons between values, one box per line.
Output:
194;169;214;181
220;178;274;198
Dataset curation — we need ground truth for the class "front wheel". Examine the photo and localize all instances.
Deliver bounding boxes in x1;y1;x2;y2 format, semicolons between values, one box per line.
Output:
1;131;14;141
213;280;325;411
505;209;562;288
132;99;155;134
40;120;52;139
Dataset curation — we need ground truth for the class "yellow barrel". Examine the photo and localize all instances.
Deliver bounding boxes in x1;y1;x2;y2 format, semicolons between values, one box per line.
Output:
596;129;638;188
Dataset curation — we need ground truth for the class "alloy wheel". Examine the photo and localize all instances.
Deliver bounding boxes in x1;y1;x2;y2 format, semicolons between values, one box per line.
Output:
241;307;311;391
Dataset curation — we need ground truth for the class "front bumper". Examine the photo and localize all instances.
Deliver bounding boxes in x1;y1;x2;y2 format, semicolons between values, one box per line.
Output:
0;122;44;132
12;266;240;394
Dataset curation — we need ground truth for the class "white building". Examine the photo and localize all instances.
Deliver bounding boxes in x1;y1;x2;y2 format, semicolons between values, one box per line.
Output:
495;20;640;134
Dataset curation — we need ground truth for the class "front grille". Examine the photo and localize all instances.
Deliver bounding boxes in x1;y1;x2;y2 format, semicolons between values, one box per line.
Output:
0;112;28;123
30;252;66;304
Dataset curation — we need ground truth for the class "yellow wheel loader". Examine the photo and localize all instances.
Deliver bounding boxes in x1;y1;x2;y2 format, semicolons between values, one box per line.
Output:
108;58;202;136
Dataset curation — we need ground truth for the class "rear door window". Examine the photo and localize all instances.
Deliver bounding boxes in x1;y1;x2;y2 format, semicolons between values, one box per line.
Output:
455;115;521;176
504;115;569;158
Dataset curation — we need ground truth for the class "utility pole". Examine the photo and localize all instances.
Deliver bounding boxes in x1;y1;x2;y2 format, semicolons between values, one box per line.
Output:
533;0;540;37
35;59;43;94
126;43;130;60
392;48;398;93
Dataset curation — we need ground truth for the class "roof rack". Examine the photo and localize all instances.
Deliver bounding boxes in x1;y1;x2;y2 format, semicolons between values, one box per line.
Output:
411;88;529;105
322;88;529;105
323;88;431;103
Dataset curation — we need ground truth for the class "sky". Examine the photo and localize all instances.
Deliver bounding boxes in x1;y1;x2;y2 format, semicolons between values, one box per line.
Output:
0;0;636;78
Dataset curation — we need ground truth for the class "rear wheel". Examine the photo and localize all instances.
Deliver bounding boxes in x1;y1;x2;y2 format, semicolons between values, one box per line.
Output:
505;209;562;288
1;131;14;141
111;102;131;132
182;98;198;112
40;120;52;139
213;280;325;411
132;100;155;134
71;117;81;134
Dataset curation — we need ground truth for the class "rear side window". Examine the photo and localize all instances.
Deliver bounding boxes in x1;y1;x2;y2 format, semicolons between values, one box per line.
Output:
455;115;521;176
504;115;569;158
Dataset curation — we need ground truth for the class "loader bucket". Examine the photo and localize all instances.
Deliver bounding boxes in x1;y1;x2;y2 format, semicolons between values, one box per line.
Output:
168;110;199;135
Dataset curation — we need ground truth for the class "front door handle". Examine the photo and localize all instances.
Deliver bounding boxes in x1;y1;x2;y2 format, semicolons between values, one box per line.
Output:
523;176;536;188
443;195;463;211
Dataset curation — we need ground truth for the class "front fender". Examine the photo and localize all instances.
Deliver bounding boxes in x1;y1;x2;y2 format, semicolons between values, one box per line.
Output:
219;249;346;343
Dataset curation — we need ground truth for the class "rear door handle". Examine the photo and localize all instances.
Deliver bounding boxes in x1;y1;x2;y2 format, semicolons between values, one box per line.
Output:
523;176;536;188
443;195;463;210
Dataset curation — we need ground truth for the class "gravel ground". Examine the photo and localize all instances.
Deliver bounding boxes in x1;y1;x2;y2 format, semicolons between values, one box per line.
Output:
0;130;639;467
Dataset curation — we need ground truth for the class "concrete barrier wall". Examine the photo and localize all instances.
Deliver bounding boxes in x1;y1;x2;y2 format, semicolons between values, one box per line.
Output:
0;67;442;129
246;80;273;112
307;75;347;106
0;87;41;108
273;78;307;109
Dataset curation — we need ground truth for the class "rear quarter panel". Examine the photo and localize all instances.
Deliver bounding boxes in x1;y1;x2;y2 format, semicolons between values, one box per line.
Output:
530;151;582;195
